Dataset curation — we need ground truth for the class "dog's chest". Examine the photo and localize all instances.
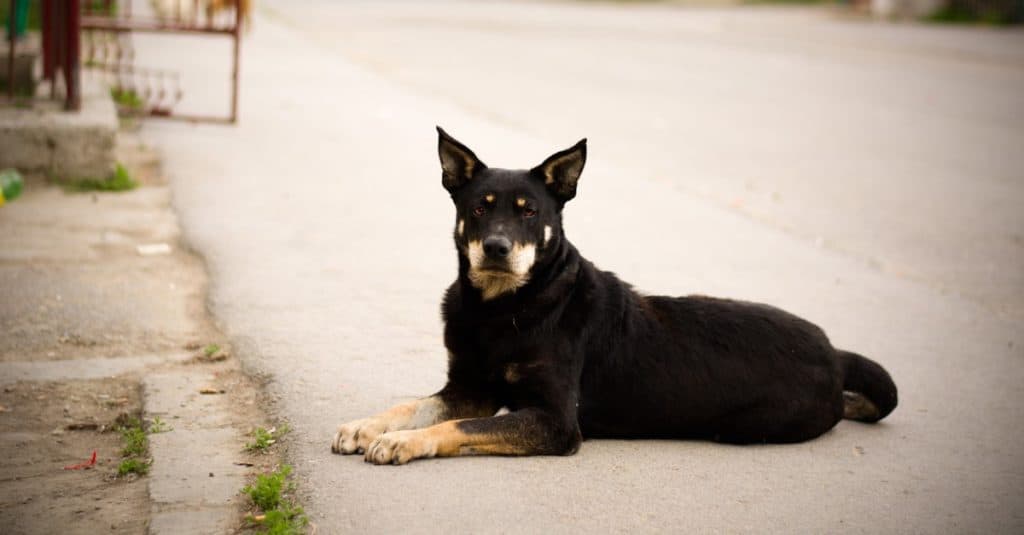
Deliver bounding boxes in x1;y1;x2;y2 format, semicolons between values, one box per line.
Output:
450;317;549;389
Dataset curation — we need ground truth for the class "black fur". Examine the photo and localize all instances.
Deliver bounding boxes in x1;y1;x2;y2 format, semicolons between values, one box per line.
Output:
435;128;897;454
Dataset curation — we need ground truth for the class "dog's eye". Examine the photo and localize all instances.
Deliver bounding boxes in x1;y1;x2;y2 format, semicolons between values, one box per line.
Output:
473;206;486;216
523;208;537;218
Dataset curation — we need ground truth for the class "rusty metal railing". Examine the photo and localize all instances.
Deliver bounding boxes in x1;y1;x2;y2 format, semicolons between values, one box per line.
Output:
81;0;243;123
4;0;242;123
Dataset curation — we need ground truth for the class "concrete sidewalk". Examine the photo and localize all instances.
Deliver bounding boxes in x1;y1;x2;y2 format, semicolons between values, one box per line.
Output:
0;131;274;534
137;2;1023;533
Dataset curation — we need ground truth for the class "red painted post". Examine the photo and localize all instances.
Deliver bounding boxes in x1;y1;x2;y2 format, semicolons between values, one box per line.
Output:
65;0;81;110
41;0;54;82
6;0;15;100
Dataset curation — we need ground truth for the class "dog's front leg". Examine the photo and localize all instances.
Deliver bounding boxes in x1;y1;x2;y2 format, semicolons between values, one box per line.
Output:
364;408;580;465
332;396;446;454
332;392;497;455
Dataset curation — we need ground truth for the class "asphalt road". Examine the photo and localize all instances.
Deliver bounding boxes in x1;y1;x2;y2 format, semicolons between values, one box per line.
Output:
137;1;1024;532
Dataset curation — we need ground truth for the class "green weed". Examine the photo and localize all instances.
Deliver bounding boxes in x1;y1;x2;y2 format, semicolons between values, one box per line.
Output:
120;425;147;457
68;163;138;192
117;457;150;476
149;417;172;434
110;87;144;110
259;505;308;535
243;465;292;511
203;343;221;357
243;465;307;534
115;415;153;477
245;425;289;453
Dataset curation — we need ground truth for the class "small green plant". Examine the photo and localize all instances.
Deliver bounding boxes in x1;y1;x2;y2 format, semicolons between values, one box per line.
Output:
259;505;308;535
203;343;221;357
117;457;150;476
149;417;172;434
244;465;291;510
246;425;289;453
68;163;138;192
110;87;144;110
115;415;151;477
246;427;275;452
120;424;147;457
243;465;307;534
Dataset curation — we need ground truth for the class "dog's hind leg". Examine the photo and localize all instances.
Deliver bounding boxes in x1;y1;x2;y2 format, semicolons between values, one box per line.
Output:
364;408;581;465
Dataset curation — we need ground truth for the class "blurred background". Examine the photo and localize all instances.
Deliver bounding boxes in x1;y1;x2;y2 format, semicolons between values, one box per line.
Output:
2;0;1022;533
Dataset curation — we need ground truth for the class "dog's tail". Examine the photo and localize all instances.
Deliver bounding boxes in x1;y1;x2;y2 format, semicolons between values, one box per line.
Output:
839;350;898;423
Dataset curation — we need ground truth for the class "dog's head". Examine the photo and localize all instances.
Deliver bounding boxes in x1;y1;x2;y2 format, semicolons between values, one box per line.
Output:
437;127;586;301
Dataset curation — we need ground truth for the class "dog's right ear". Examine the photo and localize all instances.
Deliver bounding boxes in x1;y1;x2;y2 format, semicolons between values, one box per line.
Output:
437;127;486;194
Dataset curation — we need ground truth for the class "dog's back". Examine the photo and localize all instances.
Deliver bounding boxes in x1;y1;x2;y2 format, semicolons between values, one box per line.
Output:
570;257;896;443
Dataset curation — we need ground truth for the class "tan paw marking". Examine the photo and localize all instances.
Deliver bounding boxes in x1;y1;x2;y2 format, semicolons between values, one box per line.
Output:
364;430;436;465
331;418;388;455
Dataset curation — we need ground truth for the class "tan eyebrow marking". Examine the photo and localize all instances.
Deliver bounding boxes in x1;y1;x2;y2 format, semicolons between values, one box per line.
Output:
515;198;526;208
485;194;495;204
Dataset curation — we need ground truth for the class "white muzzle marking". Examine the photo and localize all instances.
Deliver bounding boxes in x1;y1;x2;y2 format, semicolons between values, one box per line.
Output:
466;240;536;300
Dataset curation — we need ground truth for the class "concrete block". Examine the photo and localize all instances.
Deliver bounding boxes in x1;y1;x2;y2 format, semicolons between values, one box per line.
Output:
0;34;39;95
0;75;117;181
149;508;238;535
144;371;247;531
147;428;247;506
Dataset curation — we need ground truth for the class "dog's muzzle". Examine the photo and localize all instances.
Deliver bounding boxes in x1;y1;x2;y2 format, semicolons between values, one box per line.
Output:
482;236;513;261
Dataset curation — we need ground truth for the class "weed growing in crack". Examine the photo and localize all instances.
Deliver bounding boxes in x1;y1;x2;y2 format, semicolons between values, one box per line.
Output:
243;465;307;534
67;163;138;192
245;425;290;453
117;457;150;476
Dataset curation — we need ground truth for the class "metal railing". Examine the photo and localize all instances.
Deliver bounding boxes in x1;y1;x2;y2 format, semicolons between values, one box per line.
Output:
81;0;243;123
4;0;243;123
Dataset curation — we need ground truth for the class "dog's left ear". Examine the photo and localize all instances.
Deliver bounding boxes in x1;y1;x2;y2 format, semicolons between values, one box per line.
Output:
438;126;486;194
532;139;587;203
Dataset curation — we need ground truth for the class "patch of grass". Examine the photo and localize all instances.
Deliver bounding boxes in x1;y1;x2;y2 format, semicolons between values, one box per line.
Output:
246;427;275;452
110;87;144;110
243;465;307;534
245;425;289;453
244;465;291;511
120;426;147;457
115;415;154;477
203;343;221;357
149;417;173;434
67;163;138;192
259;505;308;535
117;457;150;476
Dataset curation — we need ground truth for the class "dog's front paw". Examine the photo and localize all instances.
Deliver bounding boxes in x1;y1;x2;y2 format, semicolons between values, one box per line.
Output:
364;430;436;465
332;418;388;454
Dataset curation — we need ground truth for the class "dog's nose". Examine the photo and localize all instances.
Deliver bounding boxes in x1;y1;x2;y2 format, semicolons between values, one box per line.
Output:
483;236;512;259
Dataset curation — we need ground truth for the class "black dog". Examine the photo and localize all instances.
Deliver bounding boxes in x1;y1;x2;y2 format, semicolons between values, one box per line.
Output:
331;128;898;465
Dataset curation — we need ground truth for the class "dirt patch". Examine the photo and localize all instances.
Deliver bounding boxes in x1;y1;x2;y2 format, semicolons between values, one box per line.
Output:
0;378;148;534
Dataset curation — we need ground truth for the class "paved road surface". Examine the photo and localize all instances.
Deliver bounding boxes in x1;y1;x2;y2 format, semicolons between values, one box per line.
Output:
136;2;1024;532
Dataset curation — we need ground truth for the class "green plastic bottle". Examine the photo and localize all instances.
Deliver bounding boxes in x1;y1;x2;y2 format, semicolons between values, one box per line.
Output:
0;169;23;206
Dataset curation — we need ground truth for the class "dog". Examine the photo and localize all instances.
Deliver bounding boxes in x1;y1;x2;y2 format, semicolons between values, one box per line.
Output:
331;127;898;465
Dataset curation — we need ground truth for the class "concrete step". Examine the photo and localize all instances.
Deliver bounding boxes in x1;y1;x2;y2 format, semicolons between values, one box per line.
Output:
143;370;249;535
